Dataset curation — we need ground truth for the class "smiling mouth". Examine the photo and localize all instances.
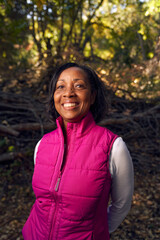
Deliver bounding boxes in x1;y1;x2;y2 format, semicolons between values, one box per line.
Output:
63;103;78;108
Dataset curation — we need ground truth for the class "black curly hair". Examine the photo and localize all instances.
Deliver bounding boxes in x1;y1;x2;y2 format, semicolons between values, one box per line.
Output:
47;62;108;123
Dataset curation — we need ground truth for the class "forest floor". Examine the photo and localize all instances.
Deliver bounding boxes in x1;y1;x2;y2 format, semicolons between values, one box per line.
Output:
0;65;160;240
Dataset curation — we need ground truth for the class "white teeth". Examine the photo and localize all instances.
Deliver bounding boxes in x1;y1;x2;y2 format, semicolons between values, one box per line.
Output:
63;103;77;107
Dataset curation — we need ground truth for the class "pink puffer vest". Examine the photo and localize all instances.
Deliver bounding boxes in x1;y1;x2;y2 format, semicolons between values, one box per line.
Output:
22;112;117;240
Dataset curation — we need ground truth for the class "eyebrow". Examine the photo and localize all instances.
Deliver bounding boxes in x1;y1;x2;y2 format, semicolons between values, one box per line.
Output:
57;78;85;82
57;79;65;82
73;78;85;81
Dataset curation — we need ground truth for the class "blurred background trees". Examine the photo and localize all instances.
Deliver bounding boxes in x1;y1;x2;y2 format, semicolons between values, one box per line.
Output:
0;0;159;98
0;0;159;64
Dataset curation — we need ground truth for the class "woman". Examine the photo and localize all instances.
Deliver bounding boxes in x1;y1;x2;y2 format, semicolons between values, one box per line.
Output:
22;62;134;240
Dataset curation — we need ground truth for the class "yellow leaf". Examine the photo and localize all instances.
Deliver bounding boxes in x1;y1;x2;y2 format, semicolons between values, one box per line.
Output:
2;51;6;58
8;146;14;152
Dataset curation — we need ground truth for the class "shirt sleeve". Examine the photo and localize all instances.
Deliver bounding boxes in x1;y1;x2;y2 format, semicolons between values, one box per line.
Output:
108;137;134;233
34;140;41;164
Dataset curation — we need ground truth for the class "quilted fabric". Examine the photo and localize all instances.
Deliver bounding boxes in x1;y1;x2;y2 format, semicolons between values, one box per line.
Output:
22;112;117;240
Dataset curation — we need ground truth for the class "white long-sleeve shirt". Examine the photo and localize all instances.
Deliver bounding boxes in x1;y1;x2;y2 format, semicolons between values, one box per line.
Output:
108;137;134;233
33;137;134;233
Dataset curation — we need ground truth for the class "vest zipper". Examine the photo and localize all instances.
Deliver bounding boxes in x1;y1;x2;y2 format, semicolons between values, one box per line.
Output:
55;172;61;192
54;144;68;192
48;194;58;240
49;139;69;239
48;173;62;239
48;146;65;239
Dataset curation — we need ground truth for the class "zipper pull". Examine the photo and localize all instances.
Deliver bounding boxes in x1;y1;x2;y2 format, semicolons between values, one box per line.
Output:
55;174;61;192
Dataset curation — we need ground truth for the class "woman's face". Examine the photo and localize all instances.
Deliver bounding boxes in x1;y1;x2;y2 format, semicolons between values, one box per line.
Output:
54;67;96;129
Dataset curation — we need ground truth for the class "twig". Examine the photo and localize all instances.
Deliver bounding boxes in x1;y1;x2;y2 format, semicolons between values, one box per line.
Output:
12;122;56;131
0;124;19;137
0;152;22;162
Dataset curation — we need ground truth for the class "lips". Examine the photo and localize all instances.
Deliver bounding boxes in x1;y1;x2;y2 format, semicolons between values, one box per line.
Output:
62;102;79;109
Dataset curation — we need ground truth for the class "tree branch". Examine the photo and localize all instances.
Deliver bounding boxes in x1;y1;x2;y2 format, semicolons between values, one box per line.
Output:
0;124;19;136
0;152;23;163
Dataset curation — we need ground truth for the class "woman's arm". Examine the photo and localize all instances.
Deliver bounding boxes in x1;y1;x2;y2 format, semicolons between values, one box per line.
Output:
108;137;134;233
34;140;41;164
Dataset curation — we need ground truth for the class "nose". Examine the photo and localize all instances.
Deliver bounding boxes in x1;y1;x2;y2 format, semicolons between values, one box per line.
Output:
63;86;75;97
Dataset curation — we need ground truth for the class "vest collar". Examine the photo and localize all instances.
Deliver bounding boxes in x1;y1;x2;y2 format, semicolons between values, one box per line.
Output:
56;111;96;137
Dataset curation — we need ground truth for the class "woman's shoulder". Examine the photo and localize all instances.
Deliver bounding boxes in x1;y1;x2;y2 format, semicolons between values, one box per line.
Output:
94;124;118;139
33;128;59;164
90;124;118;149
41;128;59;143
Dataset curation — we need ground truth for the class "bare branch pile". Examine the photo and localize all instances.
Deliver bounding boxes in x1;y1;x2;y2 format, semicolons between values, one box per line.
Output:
0;90;159;166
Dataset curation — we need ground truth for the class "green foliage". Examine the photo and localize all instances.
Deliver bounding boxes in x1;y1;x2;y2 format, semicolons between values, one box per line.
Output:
0;0;159;65
0;0;159;99
0;0;30;67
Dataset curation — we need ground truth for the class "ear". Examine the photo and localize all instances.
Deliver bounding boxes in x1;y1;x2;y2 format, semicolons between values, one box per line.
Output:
91;91;96;105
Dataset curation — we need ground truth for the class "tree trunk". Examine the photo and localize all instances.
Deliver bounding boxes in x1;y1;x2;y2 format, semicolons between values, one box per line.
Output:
137;33;146;61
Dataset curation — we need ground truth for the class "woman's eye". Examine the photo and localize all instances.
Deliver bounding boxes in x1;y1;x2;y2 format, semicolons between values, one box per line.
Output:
75;84;85;88
56;85;64;89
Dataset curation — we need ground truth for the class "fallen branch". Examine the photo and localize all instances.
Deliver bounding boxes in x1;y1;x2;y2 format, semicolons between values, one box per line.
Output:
0;152;22;163
0;103;32;111
0;124;19;136
133;104;160;118
100;104;160;126
99;117;130;126
12;122;56;131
